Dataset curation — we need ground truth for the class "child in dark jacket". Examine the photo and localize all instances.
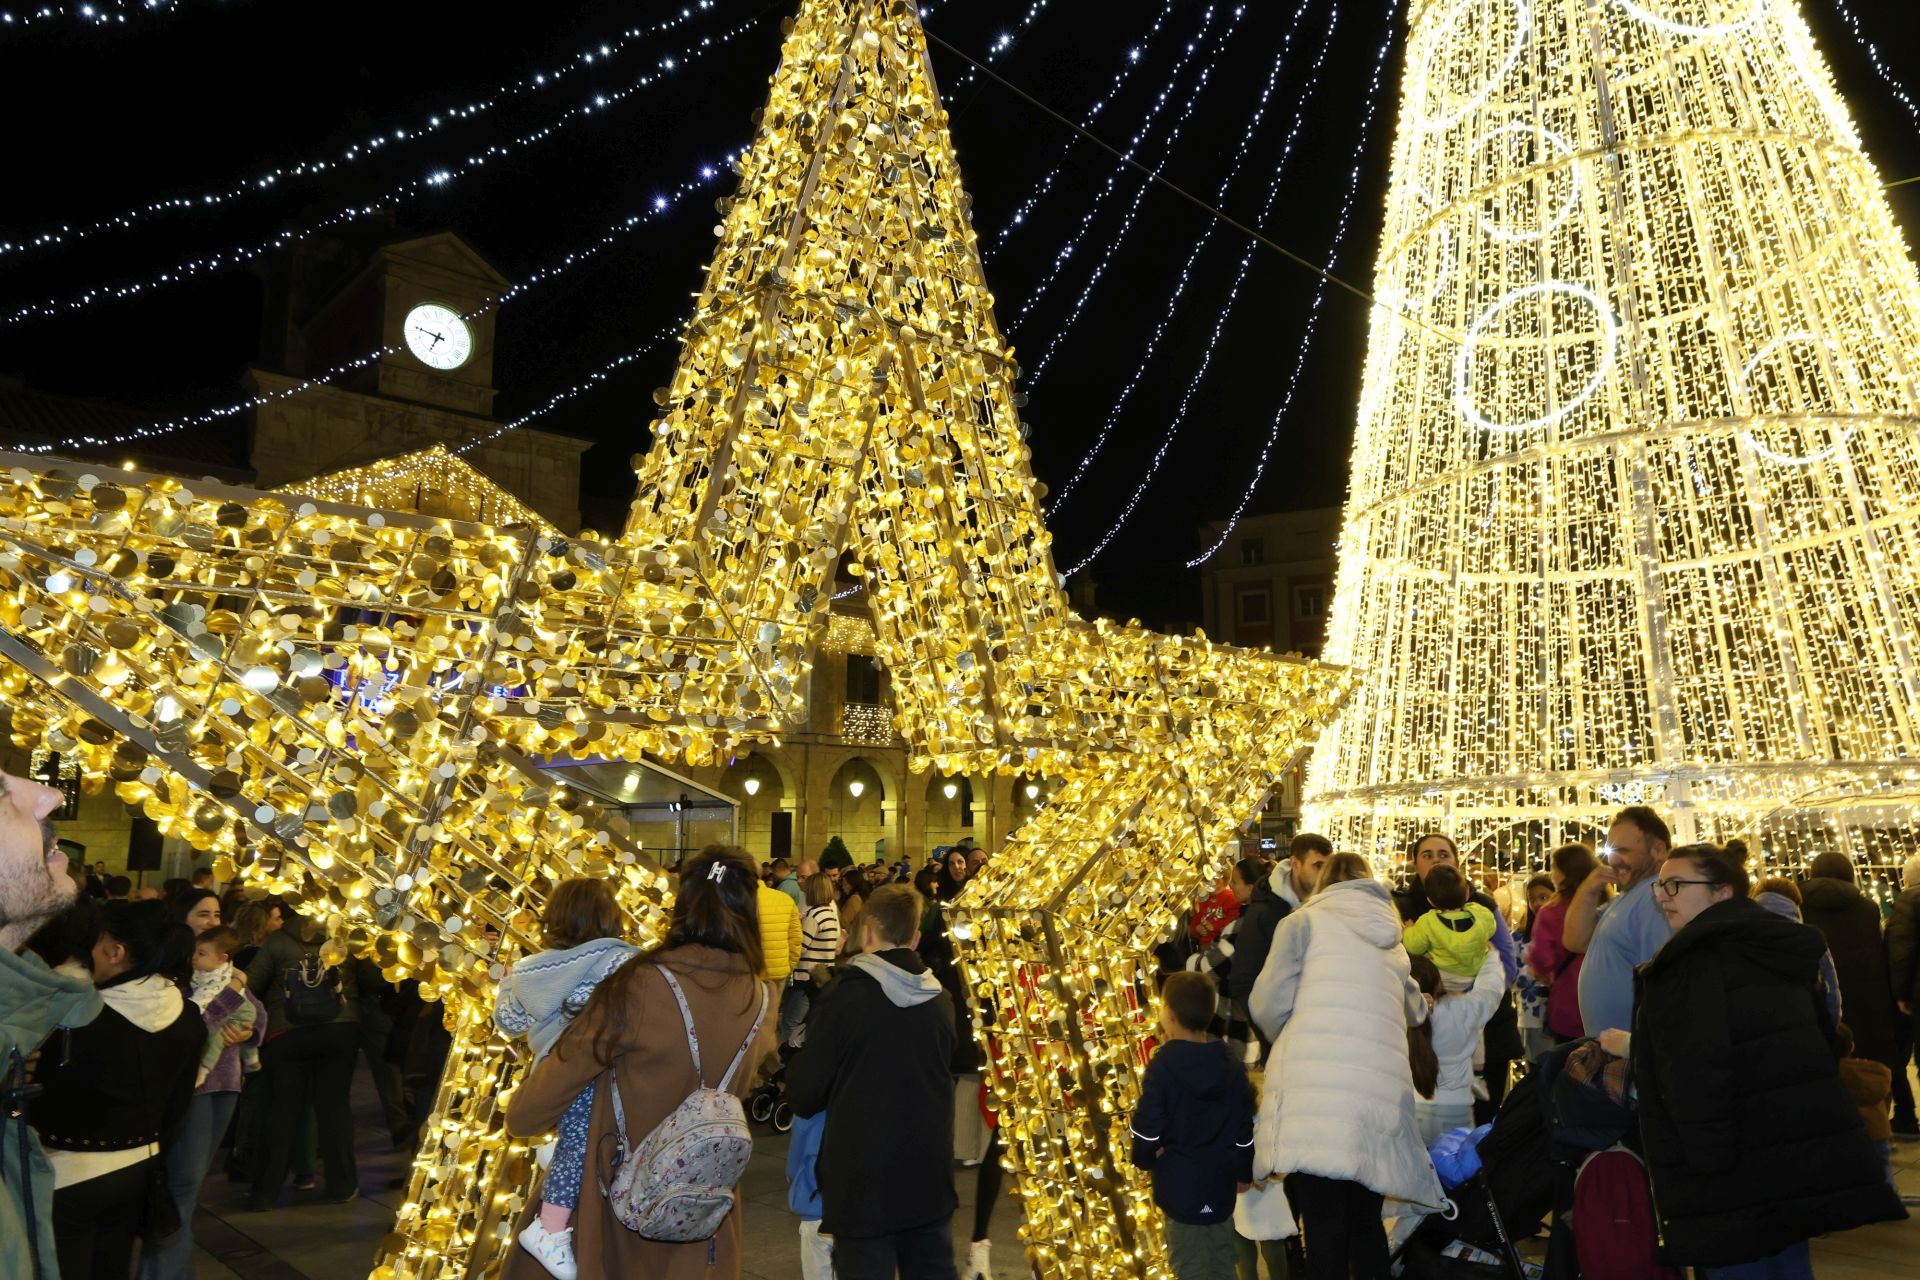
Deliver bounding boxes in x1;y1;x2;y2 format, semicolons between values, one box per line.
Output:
1130;971;1256;1280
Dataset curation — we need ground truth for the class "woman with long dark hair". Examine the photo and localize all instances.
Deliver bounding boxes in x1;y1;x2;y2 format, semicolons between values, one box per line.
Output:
1524;843;1599;1046
29;899;205;1279
1627;843;1902;1277
141;894;266;1278
502;845;776;1280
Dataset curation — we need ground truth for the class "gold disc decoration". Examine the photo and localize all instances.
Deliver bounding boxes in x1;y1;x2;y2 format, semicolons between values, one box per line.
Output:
0;3;1351;1278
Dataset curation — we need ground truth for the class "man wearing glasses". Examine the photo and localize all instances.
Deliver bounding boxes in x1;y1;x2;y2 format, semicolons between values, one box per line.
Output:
1561;805;1675;1038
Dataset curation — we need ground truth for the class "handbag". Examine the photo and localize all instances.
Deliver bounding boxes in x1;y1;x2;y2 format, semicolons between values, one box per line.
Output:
1233;1177;1297;1241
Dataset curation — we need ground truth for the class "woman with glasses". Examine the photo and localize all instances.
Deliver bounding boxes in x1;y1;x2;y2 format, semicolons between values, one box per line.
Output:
1620;842;1902;1278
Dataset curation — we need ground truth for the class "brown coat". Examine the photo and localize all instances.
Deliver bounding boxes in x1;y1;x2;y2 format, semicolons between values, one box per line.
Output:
502;945;778;1280
1838;1055;1893;1142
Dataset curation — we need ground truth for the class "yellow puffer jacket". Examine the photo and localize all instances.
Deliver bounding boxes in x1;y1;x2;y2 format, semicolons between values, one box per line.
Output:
757;883;803;982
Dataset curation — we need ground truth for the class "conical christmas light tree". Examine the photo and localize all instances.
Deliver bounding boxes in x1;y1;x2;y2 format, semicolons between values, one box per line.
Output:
1308;0;1920;866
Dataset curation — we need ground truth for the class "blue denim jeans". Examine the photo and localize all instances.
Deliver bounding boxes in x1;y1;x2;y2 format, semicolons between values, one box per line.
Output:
139;1089;240;1280
1702;1239;1814;1280
543;1080;596;1211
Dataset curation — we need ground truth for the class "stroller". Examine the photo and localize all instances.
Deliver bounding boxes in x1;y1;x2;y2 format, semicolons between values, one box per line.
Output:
747;1040;798;1133
1395;1068;1556;1280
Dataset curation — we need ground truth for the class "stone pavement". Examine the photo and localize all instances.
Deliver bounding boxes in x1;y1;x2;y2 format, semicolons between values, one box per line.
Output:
186;1065;1920;1279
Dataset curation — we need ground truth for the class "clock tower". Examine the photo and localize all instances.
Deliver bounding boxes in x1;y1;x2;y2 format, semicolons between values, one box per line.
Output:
247;231;589;530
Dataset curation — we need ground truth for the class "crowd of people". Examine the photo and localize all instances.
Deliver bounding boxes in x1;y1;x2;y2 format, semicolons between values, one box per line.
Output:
4;772;1916;1280
1144;808;1913;1280
0;773;452;1280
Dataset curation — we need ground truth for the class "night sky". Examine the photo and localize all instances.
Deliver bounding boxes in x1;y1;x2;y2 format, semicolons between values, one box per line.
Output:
3;0;1920;629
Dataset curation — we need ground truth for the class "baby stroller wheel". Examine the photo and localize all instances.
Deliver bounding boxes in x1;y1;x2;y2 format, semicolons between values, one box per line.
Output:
749;1089;776;1124
772;1099;794;1133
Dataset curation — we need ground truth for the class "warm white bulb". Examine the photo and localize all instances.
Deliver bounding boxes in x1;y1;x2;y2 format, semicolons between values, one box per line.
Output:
1025;783;1040;800
744;776;761;796
943;781;958;799
848;779;864;798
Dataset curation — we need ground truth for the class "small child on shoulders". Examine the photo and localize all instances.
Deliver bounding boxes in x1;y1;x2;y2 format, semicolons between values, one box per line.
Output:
495;879;639;1280
1130;970;1255;1280
1403;865;1497;992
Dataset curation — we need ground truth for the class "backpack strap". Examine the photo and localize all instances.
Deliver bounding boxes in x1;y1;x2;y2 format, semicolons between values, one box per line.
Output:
656;966;706;1085
716;982;771;1092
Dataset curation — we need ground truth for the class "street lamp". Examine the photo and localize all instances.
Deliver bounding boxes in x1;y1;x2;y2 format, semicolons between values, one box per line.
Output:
848;779;865;798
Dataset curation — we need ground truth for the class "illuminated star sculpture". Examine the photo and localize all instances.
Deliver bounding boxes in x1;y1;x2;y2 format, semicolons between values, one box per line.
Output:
0;2;1348;1277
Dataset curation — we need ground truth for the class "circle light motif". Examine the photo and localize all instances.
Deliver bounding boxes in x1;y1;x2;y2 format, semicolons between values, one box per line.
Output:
1453;281;1620;434
1613;0;1765;38
1474;122;1581;243
1418;0;1533;133
1735;331;1856;466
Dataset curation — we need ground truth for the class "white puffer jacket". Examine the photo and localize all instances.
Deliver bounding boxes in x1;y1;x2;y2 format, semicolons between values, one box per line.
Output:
1247;877;1445;1214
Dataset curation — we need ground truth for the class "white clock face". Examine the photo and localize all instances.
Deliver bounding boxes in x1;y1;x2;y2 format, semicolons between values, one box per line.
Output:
403;303;473;371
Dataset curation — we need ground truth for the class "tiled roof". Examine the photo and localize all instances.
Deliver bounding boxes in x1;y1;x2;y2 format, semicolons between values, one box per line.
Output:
0;381;253;479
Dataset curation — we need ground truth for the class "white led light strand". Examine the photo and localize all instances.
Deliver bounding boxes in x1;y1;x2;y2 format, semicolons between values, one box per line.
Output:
1824;0;1920;130
0;0;216;28
989;0;1181;247
1008;3;1220;333
1184;0;1404;570
1048;0;1330;514
0;1;727;259
450;328;677;458
9;157;736;456
0;7;768;326
1021;6;1248;387
944;0;1054;95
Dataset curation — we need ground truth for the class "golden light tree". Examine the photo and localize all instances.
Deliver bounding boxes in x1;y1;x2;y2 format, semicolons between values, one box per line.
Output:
1308;0;1920;865
0;2;1349;1277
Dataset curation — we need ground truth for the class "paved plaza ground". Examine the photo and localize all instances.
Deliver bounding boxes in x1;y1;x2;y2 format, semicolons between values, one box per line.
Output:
186;1067;1920;1279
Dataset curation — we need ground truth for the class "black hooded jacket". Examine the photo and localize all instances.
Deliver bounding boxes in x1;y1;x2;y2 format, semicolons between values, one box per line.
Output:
1632;897;1905;1266
788;949;958;1239
1225;880;1289;1004
1799;873;1901;1069
1128;1038;1255;1225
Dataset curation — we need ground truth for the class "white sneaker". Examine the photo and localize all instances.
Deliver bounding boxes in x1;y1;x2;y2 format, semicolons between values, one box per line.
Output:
967;1238;991;1279
517;1221;578;1280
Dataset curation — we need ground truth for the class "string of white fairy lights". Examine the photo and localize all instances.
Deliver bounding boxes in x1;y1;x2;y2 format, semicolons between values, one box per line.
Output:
0;3;773;325
0;0;1093;468
0;1;732;258
6;156;738;455
1047;0;1327;514
1182;0;1403;570
1008;4;1221;333
942;0;1052;95
1021;6;1247;387
0;0;212;29
1063;0;1364;576
1824;0;1920;130
449;328;679;460
991;0;1180;250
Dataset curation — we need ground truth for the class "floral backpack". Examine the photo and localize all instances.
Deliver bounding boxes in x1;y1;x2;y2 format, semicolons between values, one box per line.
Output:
601;966;769;1242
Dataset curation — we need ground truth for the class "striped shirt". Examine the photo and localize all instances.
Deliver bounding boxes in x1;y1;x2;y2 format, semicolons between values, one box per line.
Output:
799;904;842;969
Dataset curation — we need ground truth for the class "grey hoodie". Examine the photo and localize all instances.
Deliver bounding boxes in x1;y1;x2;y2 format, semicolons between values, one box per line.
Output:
847;951;943;1007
